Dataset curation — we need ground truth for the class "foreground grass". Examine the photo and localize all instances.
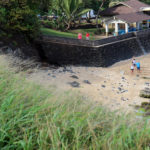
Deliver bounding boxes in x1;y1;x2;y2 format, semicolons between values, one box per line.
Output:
0;62;150;149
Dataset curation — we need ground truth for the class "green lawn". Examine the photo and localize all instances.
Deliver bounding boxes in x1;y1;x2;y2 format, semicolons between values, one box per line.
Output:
41;28;79;39
41;27;100;40
70;28;98;36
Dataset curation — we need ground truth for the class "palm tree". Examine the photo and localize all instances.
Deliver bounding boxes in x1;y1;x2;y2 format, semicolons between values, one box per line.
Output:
109;0;126;7
96;0;123;29
96;0;105;28
54;0;91;30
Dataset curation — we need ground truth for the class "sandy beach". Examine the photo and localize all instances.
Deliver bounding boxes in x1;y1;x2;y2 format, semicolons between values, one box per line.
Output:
0;53;149;112
24;54;149;112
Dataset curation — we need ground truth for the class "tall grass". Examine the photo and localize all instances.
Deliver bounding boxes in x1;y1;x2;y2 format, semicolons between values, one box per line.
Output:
0;64;150;150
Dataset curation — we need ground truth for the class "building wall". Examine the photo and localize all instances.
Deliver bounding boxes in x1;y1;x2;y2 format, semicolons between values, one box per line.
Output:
36;29;150;67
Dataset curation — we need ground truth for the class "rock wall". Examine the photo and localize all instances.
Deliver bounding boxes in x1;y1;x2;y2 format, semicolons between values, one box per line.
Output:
135;30;150;53
36;29;150;67
0;36;40;60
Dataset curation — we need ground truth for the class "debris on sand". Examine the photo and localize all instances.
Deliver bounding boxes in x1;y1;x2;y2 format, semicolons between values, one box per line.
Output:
101;85;106;88
83;80;91;84
70;75;79;79
121;97;129;101
68;81;80;88
140;88;150;98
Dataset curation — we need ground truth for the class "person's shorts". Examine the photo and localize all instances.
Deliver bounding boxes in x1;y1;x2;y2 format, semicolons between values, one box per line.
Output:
137;67;140;70
131;69;134;71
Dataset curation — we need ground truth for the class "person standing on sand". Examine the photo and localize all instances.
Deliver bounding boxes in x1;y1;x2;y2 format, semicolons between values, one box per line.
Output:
136;62;141;73
86;33;90;40
132;58;136;67
130;64;134;73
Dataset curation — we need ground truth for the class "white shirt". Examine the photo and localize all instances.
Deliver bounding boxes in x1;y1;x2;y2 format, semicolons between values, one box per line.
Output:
132;60;136;65
131;65;134;70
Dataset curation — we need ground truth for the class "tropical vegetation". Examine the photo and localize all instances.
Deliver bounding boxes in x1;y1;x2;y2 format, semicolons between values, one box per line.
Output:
51;0;91;30
0;0;150;38
1;0;150;149
0;0;40;39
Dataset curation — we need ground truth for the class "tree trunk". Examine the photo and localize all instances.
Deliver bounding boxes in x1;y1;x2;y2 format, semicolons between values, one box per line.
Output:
79;17;81;24
96;0;105;29
86;13;88;23
65;21;71;31
88;11;91;23
89;11;91;19
66;24;70;30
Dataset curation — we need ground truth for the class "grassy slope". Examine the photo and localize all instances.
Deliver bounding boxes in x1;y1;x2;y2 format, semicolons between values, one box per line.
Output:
41;28;79;39
0;57;150;149
41;28;97;40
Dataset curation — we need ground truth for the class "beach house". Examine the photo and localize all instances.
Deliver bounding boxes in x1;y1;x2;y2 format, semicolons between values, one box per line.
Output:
99;0;150;36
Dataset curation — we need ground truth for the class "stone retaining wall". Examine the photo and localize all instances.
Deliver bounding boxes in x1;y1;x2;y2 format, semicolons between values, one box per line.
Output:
36;29;150;67
135;30;150;53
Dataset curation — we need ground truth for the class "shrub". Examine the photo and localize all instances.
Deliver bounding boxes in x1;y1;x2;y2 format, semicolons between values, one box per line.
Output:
94;28;105;35
94;28;115;35
41;20;56;29
0;0;40;39
41;18;66;31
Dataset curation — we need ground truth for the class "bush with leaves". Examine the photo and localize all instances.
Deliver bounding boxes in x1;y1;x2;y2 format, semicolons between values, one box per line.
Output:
0;0;40;39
